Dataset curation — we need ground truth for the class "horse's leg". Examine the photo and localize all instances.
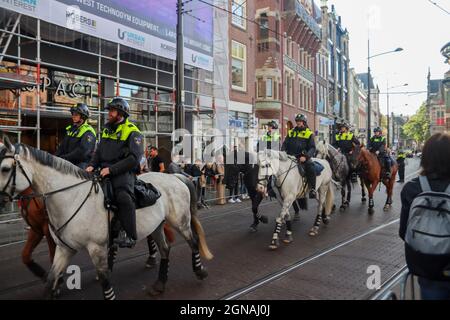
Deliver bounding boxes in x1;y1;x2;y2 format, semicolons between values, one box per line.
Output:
270;201;291;250
175;221;209;280
310;185;327;236
44;246;74;299
283;209;293;245
293;200;300;221
346;179;352;204
22;229;46;280
367;181;377;215
361;177;367;203
145;235;158;269
147;223;170;296
383;168;396;211
86;243;116;300
340;180;347;211
249;192;265;233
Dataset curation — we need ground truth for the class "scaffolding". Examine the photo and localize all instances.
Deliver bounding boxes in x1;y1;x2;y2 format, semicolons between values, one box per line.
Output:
0;6;225;155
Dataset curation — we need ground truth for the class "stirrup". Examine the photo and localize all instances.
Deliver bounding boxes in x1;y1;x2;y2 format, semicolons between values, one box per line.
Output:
114;231;136;248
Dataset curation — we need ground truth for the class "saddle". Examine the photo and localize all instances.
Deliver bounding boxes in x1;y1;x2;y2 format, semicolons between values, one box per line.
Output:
101;178;161;211
296;161;325;177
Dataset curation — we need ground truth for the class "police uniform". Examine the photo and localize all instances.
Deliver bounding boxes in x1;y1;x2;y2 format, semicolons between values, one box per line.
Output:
89;118;144;243
396;151;406;182
55;120;96;169
368;133;392;177
258;131;281;152
281;126;316;196
334;130;360;180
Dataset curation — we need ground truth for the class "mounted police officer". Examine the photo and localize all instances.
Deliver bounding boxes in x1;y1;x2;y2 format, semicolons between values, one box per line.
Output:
257;121;281;198
86;97;144;248
368;127;392;179
55;103;96;169
396;150;406;183
281;114;317;199
257;121;281;152
334;121;360;182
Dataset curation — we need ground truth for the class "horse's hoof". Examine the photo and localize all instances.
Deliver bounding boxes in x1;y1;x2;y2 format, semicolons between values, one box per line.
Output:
383;205;390;212
269;238;279;250
145;256;158;269
259;215;269;224
148;281;165;296
340;206;346;212
362;198;367;203
368;208;375;215
322;218;330;225
283;234;293;244
249;223;258;233
332;204;337;212
195;267;208;280
309;228;319;237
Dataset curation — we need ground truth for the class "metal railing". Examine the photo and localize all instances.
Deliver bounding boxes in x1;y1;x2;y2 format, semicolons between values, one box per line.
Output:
370;266;417;300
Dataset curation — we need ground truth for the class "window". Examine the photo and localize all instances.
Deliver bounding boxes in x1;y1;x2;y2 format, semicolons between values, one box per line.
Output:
232;0;246;29
259;13;268;40
231;41;246;91
257;78;265;98
266;78;273;97
291;78;295;105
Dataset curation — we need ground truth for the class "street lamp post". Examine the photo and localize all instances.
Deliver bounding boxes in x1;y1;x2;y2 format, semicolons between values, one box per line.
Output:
387;83;408;147
367;43;403;141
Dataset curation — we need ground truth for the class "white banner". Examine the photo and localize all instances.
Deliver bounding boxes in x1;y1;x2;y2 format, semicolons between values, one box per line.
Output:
0;0;214;71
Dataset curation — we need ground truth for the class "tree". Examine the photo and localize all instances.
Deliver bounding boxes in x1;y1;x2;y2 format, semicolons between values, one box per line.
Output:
402;103;430;146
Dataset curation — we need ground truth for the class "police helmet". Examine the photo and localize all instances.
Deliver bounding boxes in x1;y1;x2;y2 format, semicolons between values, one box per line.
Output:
374;127;382;133
70;103;90;119
106;97;130;117
267;121;278;130
295;114;307;123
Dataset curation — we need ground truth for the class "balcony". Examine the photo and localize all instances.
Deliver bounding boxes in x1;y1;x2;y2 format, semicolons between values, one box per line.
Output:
284;0;321;39
284;55;314;82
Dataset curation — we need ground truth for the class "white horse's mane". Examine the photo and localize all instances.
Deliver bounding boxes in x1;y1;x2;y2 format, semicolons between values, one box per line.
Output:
19;144;92;180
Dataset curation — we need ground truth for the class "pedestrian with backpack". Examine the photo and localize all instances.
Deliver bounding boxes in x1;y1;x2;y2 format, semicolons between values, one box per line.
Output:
400;133;450;300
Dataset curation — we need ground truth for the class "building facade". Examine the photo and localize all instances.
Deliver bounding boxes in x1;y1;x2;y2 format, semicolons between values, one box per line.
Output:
254;0;321;139
228;0;256;149
0;2;223;161
323;3;350;130
357;72;380;136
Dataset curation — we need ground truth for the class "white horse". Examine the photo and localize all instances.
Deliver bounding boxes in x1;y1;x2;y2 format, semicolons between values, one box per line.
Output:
0;138;213;299
257;150;335;249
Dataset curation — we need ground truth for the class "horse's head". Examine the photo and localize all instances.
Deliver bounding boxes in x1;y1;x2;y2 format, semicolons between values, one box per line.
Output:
315;140;328;160
256;150;281;194
0;137;33;205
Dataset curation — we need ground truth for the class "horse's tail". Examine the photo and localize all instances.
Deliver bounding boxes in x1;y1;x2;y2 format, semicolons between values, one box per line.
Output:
174;174;214;261
163;223;175;244
325;181;335;215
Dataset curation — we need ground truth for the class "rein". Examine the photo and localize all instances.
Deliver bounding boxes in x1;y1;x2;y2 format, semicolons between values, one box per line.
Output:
0;147;100;252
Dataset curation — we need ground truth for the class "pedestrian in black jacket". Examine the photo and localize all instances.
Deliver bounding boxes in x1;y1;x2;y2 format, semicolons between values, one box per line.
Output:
399;133;450;300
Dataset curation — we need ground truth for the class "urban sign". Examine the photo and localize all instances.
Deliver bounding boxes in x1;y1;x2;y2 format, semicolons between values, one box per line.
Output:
2;0;214;71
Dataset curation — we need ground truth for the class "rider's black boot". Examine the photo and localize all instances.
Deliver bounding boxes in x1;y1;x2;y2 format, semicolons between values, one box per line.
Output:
114;230;136;248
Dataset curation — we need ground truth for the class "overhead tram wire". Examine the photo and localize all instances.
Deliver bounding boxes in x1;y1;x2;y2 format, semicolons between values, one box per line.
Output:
427;0;450;15
196;0;289;41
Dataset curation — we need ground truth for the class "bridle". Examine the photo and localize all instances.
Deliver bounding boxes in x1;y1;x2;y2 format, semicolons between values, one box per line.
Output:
0;145;99;252
257;155;304;196
0;146;30;202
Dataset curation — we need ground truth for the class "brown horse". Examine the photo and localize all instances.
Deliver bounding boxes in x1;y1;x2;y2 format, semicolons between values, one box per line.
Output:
18;188;56;281
355;146;398;214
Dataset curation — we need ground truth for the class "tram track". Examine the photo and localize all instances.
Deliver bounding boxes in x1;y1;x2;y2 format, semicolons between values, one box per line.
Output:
220;218;401;300
0;168;421;299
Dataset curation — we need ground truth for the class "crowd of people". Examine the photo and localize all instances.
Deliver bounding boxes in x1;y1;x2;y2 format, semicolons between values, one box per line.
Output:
50;101;450;299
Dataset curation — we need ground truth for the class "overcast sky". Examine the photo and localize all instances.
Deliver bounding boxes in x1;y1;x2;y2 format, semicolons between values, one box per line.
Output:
328;0;449;116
